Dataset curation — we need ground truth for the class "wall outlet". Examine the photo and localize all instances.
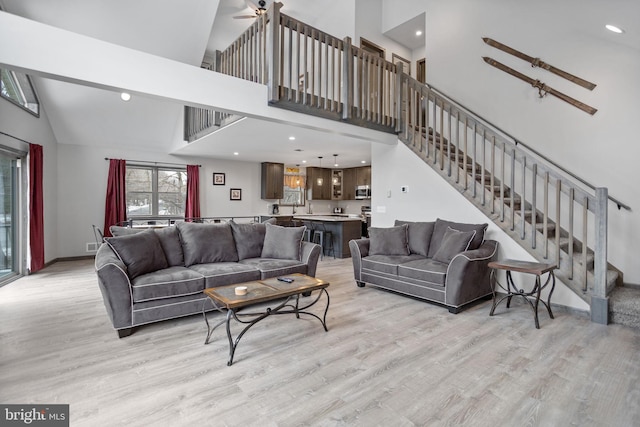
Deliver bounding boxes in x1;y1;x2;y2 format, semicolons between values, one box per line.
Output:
401;185;409;193
86;242;99;252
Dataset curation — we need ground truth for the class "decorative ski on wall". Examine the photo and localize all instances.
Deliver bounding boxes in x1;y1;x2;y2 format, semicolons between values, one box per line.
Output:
483;57;597;115
482;37;596;90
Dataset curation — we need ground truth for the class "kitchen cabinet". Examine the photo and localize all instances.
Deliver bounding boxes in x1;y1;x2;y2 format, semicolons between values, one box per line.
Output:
339;166;370;200
306;167;332;200
261;162;284;199
342;168;357;200
331;170;343;200
356;165;371;186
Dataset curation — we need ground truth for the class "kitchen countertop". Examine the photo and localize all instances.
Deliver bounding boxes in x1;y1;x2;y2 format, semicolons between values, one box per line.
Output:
260;213;364;221
293;215;363;222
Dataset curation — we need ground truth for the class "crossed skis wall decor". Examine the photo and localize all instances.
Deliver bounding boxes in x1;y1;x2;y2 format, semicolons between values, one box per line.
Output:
483;37;597;115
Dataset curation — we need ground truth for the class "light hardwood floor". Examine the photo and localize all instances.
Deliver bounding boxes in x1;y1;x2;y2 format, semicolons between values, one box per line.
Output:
1;258;639;426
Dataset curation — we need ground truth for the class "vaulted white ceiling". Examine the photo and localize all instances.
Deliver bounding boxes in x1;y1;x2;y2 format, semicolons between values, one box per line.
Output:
0;0;424;166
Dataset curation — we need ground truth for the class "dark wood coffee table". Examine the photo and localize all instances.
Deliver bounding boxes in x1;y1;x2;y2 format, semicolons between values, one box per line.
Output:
202;273;330;365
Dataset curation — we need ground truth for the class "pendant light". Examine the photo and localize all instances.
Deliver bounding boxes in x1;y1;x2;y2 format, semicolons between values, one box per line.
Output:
317;156;323;186
333;154;339;167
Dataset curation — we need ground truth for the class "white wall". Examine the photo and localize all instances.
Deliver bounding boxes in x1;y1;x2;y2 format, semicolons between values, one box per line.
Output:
372;141;590;311
354;0;412;63
381;0;425;34
0;89;59;267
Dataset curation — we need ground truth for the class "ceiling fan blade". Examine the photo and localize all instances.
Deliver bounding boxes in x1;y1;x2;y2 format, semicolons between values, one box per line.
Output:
244;0;262;10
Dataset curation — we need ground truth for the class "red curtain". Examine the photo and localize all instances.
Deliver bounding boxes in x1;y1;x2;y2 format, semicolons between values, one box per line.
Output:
103;159;127;238
29;144;44;273
185;165;201;219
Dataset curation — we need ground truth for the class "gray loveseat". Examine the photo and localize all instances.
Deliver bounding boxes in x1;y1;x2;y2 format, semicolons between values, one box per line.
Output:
349;219;498;313
95;221;321;337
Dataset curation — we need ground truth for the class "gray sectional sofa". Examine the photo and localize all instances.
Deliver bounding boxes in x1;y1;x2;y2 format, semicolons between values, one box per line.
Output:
349;219;498;313
95;221;321;337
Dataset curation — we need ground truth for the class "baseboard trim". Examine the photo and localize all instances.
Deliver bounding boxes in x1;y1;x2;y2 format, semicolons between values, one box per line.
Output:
41;255;95;270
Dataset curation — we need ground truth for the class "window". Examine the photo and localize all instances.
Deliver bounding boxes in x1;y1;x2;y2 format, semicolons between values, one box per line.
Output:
0;69;40;117
0;150;21;284
282;173;305;206
126;166;187;217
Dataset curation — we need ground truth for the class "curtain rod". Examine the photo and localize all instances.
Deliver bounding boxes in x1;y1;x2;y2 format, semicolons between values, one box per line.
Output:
105;158;201;167
0;130;32;145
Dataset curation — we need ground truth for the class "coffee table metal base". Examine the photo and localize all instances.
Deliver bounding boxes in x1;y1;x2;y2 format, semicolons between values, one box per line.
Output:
203;288;329;366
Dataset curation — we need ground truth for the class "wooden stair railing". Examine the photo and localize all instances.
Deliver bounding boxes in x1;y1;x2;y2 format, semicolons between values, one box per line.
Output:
398;75;620;322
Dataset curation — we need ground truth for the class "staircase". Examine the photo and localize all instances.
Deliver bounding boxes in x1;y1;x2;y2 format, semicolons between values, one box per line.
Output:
396;91;620;311
184;2;637;326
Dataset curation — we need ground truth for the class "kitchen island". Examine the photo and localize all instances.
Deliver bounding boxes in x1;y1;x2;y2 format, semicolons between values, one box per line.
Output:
295;215;363;258
259;214;363;258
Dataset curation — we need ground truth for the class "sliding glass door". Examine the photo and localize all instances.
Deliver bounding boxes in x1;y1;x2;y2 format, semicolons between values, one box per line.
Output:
0;153;19;282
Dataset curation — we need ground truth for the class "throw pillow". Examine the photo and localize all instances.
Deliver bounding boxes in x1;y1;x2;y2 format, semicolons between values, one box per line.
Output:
105;230;169;279
428;219;488;258
154;227;184;267
230;221;267;260
176;222;239;266
261;223;305;260
432;227;476;264
369;224;410;256
394;220;435;256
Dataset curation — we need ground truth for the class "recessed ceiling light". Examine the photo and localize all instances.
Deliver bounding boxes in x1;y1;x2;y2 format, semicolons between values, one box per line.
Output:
294;148;303;152
416;30;423;36
289;136;296;140
120;92;131;101
605;24;624;34
361;160;367;164
233;152;239;156
302;160;307;163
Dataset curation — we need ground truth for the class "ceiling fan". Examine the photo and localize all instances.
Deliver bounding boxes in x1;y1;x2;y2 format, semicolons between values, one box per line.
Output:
233;0;269;19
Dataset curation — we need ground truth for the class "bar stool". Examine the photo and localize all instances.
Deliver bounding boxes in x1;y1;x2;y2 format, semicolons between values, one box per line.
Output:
311;222;335;259
301;220;313;242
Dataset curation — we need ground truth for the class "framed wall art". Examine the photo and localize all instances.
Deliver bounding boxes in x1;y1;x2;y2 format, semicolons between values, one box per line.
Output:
213;173;225;185
230;188;242;201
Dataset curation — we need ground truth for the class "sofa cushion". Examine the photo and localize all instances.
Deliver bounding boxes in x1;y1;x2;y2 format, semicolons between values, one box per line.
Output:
239;258;307;279
368;224;410;256
261;223;305;260
105;230;168;279
362;254;425;275
229;221;267;260
189;262;261;288
176;222;239;266
394;220;435;256
432;227;476;264
130;266;205;303
428;219;488;258
397;258;448;286
154;227;184;267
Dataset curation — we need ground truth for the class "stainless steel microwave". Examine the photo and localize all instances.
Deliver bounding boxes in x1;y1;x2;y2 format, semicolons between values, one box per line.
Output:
355;185;371;199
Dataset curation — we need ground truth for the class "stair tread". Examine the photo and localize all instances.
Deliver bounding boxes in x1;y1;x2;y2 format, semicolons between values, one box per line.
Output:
609;287;640;315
